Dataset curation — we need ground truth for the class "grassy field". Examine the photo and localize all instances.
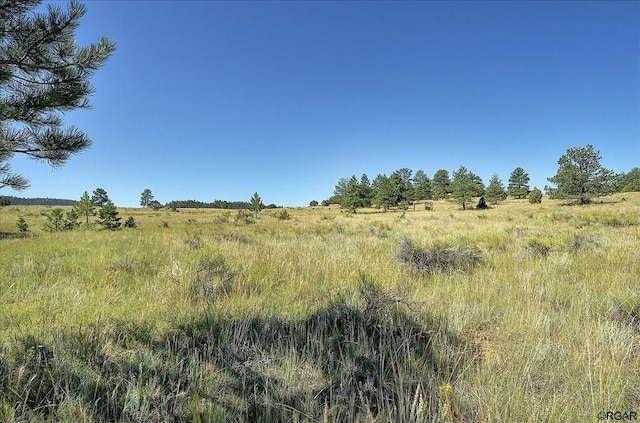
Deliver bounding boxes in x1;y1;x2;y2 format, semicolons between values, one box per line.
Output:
1;194;639;422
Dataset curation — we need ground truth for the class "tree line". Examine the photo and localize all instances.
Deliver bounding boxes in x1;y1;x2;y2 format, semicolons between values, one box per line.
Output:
0;197;76;206
323;145;639;211
163;199;279;210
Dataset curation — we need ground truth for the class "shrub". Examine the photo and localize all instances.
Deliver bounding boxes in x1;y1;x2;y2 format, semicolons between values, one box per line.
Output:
396;237;483;275
16;217;29;235
476;196;488;209
124;217;137;229
192;254;236;300
234;209;254;225
276;210;291;220
567;233;599;252
528;187;543;203
525;239;550;258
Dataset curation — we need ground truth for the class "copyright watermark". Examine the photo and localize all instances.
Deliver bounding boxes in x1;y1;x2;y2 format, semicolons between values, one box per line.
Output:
597;411;638;421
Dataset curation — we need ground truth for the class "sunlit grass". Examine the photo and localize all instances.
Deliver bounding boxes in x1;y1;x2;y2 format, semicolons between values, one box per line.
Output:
1;193;639;421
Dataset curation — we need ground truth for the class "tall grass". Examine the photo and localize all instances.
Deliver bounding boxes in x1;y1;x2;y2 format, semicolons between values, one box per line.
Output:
1;193;639;421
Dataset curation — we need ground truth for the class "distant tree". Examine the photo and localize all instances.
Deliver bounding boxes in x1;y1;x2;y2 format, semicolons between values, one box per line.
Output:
0;1;115;192
616;167;640;192
43;208;65;231
0;196;9;206
358;174;373;207
92;188;109;207
74;191;94;225
545;144;614;204
432;169;451;200
485;173;507;204
413;170;432;203
309;200;319;207
148;200;162;211
387;172;405;206
140;189;154;207
0;196;73;206
373;174;393;211
371;173;386;205
507;167;530;198
321;199;330;207
98;200;121;230
476;196;488;209
333;178;349;204
528;187;543;203
396;168;414;203
249;192;264;218
341;175;360;212
16;216;29;235
451;166;484;210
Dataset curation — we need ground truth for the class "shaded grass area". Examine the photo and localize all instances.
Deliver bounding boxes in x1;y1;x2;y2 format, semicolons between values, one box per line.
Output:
0;281;477;422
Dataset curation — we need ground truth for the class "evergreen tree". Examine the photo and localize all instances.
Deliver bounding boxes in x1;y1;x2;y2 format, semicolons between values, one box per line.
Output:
0;1;115;192
396;168;414;203
74;191;94;224
528;187;543;203
148;200;162;210
451;166;484;210
413;170;432;202
387;171;405;206
371;174;386;205
140;189;154;207
507;167;530;198
432;169;451;199
373;174;393;211
485;173;507;204
546;144;614;204
43;208;65;231
615;167;640;192
99;200;121;230
341;175;360;211
332;178;349;204
476;196;488;209
249;192;264;218
16;216;29;235
358;174;373;207
64;209;79;230
92;188;109;207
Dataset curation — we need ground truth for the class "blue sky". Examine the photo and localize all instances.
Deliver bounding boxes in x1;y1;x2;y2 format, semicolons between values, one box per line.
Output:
8;0;640;207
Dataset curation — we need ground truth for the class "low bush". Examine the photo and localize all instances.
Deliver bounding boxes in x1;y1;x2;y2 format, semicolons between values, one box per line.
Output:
396;237;483;275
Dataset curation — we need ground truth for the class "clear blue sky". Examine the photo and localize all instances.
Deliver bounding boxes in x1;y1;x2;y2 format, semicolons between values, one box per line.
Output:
8;0;640;207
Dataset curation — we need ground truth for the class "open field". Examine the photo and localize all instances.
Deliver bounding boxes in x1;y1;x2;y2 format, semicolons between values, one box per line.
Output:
1;194;639;422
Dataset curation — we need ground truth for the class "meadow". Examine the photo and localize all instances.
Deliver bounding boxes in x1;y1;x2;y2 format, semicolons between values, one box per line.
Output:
0;194;639;422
